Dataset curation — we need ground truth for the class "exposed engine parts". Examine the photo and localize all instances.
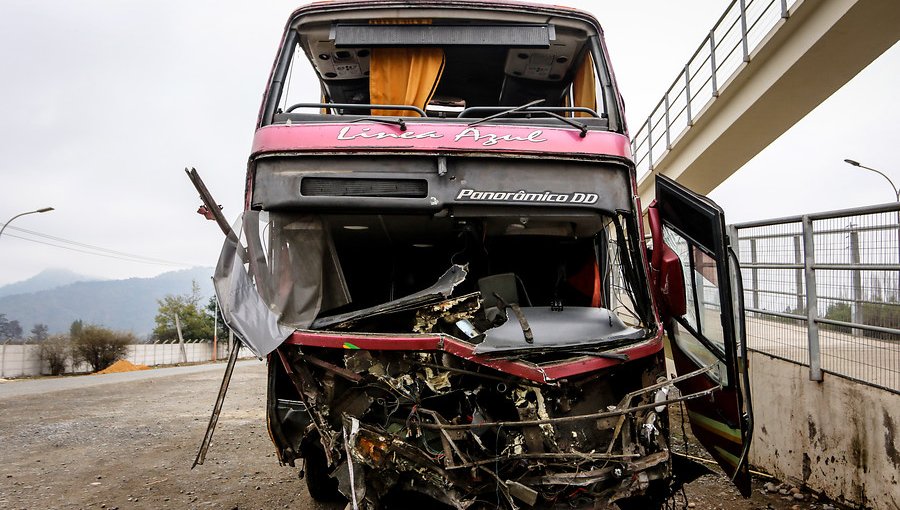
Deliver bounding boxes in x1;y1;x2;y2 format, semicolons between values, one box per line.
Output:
267;341;720;509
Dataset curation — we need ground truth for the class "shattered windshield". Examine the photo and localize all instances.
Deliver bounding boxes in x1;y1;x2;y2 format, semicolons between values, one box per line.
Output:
231;209;653;355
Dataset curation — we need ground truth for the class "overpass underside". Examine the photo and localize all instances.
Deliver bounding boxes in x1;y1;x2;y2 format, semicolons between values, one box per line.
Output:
635;0;900;207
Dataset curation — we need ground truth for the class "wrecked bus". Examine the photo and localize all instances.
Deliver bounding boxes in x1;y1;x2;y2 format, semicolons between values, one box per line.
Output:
194;1;753;508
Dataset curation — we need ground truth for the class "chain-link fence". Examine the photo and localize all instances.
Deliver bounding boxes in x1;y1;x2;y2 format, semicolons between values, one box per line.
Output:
733;202;900;393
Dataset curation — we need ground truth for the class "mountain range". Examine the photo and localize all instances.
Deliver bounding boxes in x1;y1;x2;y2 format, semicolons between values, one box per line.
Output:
0;268;215;337
0;268;101;298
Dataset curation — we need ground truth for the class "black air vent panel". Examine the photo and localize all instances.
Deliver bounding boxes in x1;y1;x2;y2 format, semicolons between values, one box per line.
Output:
301;177;428;198
333;24;553;48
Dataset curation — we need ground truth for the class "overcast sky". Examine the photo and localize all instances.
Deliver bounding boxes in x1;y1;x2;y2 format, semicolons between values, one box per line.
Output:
0;0;897;287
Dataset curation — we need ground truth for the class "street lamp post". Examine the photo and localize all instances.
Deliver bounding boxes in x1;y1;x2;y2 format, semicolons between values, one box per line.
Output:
844;159;900;202
843;158;900;307
0;207;55;241
0;206;53;377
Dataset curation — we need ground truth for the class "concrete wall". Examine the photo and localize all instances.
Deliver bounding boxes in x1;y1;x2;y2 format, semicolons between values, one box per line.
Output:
749;351;900;509
0;341;235;378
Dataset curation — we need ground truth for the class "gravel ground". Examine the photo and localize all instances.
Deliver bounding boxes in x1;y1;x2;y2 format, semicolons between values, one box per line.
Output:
0;361;840;509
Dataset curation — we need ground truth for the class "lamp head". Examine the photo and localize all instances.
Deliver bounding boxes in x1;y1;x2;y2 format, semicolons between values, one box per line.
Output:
36;207;54;213
843;159;861;167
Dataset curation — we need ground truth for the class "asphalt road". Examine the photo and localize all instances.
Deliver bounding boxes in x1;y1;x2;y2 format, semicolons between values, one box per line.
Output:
0;360;341;510
0;360;260;400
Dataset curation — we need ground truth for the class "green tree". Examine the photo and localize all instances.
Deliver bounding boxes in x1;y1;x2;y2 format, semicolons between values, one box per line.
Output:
39;334;71;375
206;295;227;339
860;300;900;340
823;302;852;334
72;325;134;372
70;319;84;339
0;314;23;343
30;323;49;343
153;280;214;340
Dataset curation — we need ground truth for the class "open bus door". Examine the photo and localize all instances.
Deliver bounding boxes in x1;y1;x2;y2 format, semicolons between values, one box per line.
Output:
647;174;753;496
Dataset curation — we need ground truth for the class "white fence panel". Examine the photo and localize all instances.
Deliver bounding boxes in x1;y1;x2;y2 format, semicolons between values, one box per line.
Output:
0;341;249;378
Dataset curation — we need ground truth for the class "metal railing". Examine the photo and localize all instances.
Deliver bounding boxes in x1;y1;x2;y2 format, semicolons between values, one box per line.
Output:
630;0;798;180
733;202;900;393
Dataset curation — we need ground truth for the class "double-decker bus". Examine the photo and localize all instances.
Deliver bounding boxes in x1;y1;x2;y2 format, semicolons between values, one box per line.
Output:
198;1;753;508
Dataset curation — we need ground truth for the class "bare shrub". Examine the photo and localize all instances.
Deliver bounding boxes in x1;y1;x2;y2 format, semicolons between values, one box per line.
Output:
72;325;134;373
38;334;71;376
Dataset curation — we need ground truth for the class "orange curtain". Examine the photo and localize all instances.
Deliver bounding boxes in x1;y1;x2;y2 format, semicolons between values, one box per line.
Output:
368;20;444;117
572;52;597;118
370;47;445;116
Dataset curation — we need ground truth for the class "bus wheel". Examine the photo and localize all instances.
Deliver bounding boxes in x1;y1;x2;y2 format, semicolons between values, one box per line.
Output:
303;446;343;502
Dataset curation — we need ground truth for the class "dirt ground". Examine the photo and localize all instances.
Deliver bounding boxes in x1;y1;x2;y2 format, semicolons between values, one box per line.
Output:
0;361;842;510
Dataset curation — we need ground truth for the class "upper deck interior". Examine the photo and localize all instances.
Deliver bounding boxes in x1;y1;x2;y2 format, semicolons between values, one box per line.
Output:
262;1;624;133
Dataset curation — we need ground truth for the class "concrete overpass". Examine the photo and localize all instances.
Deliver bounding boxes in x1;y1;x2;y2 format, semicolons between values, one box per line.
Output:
632;0;900;207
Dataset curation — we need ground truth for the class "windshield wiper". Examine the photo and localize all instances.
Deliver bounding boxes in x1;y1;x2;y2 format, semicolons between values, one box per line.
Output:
349;117;407;131
467;99;545;128
467;99;588;137
529;110;588;137
493;292;534;344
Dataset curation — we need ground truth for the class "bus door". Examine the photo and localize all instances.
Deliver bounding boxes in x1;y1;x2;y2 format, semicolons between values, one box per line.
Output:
648;174;753;496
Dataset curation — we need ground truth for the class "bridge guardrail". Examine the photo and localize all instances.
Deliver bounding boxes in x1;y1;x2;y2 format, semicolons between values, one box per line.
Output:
630;0;799;181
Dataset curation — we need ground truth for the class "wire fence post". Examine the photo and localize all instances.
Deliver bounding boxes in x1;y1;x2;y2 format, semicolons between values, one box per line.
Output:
802;215;823;381
894;210;900;300
21;340;28;377
750;238;759;310
793;235;803;312
175;314;188;364
850;229;863;336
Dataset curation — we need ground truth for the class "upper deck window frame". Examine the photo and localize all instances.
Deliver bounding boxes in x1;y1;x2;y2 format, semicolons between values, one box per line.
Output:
259;5;624;133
